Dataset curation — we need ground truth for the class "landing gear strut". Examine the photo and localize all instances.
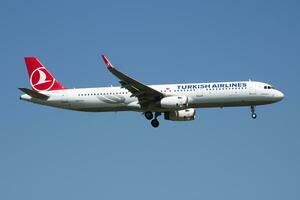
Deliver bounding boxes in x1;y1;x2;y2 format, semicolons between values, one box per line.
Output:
150;112;161;128
251;106;257;119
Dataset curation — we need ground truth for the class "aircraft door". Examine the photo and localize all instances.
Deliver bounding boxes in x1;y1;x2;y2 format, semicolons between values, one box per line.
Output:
249;82;257;96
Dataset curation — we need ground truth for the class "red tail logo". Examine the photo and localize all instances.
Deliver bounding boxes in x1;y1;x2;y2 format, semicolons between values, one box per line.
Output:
25;57;64;91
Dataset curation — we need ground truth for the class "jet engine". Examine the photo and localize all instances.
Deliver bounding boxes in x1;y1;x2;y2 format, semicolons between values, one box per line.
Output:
160;95;188;109
164;108;196;121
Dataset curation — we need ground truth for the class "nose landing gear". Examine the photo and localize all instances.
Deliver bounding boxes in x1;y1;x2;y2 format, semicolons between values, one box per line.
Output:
251;106;257;119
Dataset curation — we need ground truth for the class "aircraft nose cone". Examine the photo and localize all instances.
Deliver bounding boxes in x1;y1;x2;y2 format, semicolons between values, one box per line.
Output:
275;90;284;101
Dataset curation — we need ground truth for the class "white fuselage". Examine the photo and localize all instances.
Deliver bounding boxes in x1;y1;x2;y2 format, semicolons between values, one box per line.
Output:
20;81;284;112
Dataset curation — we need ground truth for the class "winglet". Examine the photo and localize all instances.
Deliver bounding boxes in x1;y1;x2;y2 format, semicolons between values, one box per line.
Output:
101;55;113;70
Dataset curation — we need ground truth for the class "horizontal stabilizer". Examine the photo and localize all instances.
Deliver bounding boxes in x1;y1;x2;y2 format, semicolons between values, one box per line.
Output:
19;88;49;100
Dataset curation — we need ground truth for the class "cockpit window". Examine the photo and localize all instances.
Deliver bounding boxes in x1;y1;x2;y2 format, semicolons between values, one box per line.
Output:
264;86;274;89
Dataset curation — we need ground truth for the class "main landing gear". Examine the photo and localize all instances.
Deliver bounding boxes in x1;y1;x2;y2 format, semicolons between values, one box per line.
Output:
144;111;153;120
144;111;161;128
251;106;257;119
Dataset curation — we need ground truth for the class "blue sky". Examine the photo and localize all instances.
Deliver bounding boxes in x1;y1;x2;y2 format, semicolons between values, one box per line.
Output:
1;0;300;199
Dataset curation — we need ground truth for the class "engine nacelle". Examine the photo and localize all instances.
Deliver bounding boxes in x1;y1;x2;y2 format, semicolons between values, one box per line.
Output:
160;95;188;109
164;108;196;121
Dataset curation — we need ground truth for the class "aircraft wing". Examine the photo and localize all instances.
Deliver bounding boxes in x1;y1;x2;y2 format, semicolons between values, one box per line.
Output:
101;55;164;106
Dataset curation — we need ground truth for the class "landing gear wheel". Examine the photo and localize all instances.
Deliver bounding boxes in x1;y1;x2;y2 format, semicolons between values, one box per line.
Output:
145;111;153;120
250;106;257;119
151;119;159;128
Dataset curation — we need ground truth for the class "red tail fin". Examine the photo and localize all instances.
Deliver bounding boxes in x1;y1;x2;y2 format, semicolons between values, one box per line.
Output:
24;57;65;92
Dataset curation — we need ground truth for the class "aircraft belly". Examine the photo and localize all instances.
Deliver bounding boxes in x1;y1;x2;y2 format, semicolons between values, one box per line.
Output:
190;94;275;108
66;96;135;112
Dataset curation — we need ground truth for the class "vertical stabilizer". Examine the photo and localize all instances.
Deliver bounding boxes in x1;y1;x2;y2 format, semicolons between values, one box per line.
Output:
24;57;64;91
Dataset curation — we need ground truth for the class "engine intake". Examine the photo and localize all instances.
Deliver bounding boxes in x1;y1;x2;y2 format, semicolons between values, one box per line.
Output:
164;109;196;121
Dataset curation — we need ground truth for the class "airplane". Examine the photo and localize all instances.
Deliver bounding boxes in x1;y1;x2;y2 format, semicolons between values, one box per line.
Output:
19;55;284;128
